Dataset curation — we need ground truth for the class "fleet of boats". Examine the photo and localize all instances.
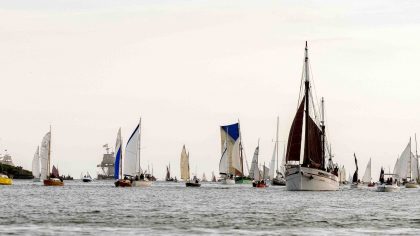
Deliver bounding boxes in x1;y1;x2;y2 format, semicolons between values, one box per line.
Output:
1;42;420;193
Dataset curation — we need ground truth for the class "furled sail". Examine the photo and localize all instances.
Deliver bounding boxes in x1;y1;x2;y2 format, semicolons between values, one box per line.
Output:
32;146;40;179
249;146;259;179
180;145;189;181
124;124;140;176
361;158;372;183
286;98;305;162
114;128;122;179
303;116;323;167
40;132;51;181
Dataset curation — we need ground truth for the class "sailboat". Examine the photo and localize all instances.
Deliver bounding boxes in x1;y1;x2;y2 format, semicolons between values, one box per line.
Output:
116;119;152;187
361;158;374;187
396;138;419;188
337;165;347;185
351;153;359;188
251;155;267;188
81;172;93;182
180;145;201;187
219;122;251;184
202;173;208;182
165;163;177;182
211;171;217;182
42;128;64;186
32;146;40;182
269;117;286;186
284;42;339;191
114;128;131;187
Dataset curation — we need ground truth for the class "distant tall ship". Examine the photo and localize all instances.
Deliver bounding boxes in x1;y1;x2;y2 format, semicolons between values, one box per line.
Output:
0;151;15;167
284;42;339;191
219;122;251;184
97;144;115;180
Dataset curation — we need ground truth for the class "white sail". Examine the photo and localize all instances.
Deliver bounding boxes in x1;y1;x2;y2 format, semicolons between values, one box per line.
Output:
124;124;139;176
249;146;259;179
231;139;242;175
393;157;400;177
341;166;347;182
219;140;229;175
180;145;189;181
32;146;40;179
361;158;372;183
40;132;51;180
398;142;411;180
252;162;261;181
263;165;270;180
411;153;419;180
269;144;276;180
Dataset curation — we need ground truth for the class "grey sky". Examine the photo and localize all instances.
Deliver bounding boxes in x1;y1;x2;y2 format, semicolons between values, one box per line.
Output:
1;0;420;179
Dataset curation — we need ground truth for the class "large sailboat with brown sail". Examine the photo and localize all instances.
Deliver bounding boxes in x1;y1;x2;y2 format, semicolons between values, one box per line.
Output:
41;127;64;186
284;42;339;191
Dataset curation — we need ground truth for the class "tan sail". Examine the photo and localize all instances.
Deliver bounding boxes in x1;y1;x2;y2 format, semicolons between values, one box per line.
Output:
180;145;189;181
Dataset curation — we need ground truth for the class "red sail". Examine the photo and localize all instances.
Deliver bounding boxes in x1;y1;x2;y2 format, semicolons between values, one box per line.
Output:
286;98;305;162
52;165;60;178
303;116;323;168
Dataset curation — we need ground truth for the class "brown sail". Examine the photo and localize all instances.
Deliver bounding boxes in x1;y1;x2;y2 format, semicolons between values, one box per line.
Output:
286;98;305;162
303;116;323;168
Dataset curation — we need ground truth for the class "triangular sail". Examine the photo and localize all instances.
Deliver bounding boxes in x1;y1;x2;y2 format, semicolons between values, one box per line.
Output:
114;128;122;179
269;144;276;180
249;146;259;179
124;124;140;176
352;154;358;183
263;165;270;180
52;165;59;178
286;98;305;162
40;132;51;181
361;158;372;183
397;142;411;180
32;146;40;179
220;123;243;176
180;145;189;181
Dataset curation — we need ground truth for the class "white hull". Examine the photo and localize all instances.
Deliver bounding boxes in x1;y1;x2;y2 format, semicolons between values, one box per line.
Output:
285;165;339;191
132;180;152;187
405;182;418;188
221;179;235;185
376;183;399;192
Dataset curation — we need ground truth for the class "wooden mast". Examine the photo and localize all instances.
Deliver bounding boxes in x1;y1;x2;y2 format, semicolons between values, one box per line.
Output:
304;41;310;166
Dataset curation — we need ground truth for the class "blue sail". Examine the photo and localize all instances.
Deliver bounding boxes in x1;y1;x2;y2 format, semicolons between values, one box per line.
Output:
221;123;240;141
114;147;122;179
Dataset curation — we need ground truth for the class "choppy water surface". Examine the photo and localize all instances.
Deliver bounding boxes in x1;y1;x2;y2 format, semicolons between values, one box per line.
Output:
1;180;420;235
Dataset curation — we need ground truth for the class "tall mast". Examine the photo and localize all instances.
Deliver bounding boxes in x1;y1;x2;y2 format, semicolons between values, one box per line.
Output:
48;125;51;178
416;133;419;180
120;134;123;179
321;97;326;169
138;117;142;175
276;116;279;172
409;137;412;180
239;120;244;177
304;41;310;166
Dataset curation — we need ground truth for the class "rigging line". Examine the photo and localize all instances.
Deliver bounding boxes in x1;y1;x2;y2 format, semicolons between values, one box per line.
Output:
297;58;305;109
308;61;322;121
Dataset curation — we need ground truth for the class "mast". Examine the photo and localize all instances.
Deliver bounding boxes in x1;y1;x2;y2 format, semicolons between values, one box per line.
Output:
409;137;412;180
321;97;326;169
48;125;51;178
226;127;232;176
304;41;310;166
416;134;419;180
120;135;123;179
276;116;279;172
238;120;244;177
138;117;142;175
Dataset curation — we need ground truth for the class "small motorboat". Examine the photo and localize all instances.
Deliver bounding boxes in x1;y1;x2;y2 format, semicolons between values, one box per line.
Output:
0;174;12;185
81;172;93;182
253;180;268;188
272;174;286;186
114;179;132;187
376;168;399;192
44;178;64;186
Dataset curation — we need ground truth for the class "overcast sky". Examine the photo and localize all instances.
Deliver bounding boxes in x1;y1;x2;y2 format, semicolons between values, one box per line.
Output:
1;0;420;180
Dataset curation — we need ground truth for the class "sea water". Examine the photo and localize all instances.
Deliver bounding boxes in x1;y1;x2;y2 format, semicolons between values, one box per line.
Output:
1;180;420;235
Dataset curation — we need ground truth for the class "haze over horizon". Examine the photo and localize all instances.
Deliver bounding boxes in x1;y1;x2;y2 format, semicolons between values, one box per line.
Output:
1;0;420;180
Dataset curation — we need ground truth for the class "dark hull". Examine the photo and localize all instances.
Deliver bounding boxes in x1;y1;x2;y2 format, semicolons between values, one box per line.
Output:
272;178;286;186
82;179;93;182
186;182;201;187
252;182;268;188
114;179;132;187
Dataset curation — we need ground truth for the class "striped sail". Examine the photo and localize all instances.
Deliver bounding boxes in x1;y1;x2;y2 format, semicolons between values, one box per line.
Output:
114;128;122;179
32;146;40;179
